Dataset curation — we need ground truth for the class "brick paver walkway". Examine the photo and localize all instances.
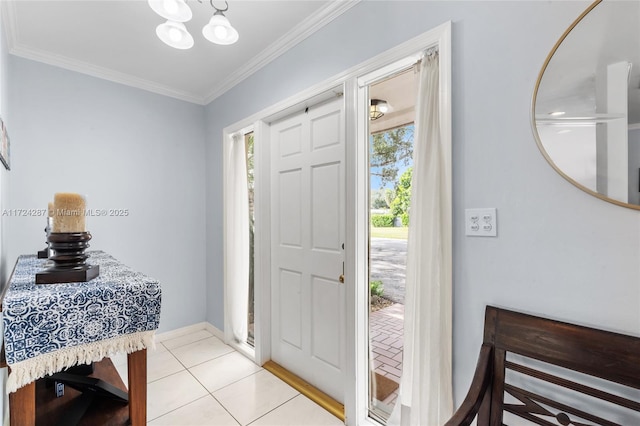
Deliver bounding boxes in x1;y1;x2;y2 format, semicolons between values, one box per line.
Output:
370;303;404;405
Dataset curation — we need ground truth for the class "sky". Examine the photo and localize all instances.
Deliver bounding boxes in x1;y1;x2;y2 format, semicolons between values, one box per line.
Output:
370;164;412;190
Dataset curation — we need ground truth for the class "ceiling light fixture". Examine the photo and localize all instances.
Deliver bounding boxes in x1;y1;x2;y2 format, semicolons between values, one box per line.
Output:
156;21;194;49
148;0;239;49
370;99;389;120
202;3;239;45
148;0;192;22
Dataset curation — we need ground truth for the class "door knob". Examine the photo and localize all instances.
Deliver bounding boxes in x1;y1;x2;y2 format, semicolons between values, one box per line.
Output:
339;274;344;283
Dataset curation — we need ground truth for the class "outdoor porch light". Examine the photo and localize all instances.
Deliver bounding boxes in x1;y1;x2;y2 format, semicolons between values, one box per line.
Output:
370;99;389;120
149;0;238;49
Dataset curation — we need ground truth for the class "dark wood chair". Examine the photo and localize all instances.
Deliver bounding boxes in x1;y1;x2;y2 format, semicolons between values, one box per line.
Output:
446;306;640;425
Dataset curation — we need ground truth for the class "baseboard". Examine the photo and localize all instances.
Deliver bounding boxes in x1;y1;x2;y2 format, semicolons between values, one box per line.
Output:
155;322;208;342
204;322;225;340
155;322;225;343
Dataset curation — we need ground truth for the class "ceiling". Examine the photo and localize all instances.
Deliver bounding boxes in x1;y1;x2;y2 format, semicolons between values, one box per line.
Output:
370;68;417;134
2;0;359;105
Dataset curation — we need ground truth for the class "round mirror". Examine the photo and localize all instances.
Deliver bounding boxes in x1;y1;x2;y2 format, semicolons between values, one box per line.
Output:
533;0;640;209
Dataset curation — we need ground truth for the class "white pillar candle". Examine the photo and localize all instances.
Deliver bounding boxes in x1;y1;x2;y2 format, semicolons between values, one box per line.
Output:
52;193;86;233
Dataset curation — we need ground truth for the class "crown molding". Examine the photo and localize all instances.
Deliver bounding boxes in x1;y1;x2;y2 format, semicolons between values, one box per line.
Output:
203;0;361;104
1;1;18;51
1;0;360;106
1;1;207;104
10;44;207;104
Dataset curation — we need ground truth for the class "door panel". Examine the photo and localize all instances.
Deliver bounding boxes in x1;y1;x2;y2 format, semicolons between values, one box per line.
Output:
311;276;342;369
270;97;345;402
278;169;302;247
279;269;302;349
279;123;303;157
311;162;341;251
311;110;341;150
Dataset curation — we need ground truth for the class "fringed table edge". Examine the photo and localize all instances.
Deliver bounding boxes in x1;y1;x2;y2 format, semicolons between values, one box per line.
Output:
6;330;155;393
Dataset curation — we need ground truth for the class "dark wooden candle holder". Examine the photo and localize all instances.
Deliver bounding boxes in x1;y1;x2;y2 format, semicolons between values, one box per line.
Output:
37;218;53;259
36;232;100;284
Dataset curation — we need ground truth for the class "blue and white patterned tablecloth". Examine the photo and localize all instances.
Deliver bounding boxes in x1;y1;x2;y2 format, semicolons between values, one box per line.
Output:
2;251;161;393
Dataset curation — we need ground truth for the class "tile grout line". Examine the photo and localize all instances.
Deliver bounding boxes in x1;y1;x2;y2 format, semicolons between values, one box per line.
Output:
192;365;264;394
148;334;235;383
174;348;237;370
185;368;297;426
162;335;218;351
207;391;243;426
146;394;214;424
245;393;302;426
182;362;265;425
159;330;217;350
142;332;226;421
141;331;317;425
145;369;206;423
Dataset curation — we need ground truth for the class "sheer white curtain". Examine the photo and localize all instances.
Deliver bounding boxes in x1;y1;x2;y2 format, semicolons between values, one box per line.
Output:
225;133;249;344
388;50;453;425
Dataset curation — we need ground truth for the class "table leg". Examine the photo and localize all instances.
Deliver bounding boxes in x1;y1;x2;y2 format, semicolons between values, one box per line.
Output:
9;381;35;426
127;348;147;426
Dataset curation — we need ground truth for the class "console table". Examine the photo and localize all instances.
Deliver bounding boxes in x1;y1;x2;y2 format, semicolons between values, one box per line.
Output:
1;251;162;426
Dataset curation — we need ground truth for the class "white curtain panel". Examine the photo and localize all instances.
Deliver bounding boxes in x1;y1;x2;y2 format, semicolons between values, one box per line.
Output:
225;133;250;343
388;51;453;425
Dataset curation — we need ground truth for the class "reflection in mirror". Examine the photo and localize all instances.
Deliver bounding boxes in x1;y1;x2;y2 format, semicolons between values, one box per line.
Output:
533;0;640;208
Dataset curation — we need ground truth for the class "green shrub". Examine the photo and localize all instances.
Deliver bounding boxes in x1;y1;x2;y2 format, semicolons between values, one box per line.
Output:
371;214;395;227
390;167;413;217
370;280;384;297
401;212;410;226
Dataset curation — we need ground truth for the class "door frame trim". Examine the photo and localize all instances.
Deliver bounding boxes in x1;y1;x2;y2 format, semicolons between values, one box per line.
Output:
348;21;452;425
222;20;452;424
221;123;259;361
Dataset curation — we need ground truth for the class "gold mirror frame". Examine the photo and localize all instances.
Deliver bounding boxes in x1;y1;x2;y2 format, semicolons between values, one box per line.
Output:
531;0;640;211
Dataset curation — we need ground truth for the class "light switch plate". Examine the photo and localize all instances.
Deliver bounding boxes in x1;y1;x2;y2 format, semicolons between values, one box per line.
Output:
465;208;497;237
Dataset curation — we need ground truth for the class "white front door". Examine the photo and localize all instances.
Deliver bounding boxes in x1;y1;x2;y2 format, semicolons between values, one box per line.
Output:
270;97;345;402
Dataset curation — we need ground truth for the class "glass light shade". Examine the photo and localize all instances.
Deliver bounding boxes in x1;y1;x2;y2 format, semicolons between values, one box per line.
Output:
148;0;192;22
202;14;239;45
370;99;389;120
156;21;194;49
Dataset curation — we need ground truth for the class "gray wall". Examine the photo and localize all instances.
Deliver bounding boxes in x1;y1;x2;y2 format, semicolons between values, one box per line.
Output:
6;57;207;333
204;0;640;405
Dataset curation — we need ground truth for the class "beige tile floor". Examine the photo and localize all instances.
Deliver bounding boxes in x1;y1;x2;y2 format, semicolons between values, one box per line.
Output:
111;330;343;426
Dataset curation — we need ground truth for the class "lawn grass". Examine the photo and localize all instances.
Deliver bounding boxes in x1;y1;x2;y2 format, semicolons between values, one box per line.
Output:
370;226;408;239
